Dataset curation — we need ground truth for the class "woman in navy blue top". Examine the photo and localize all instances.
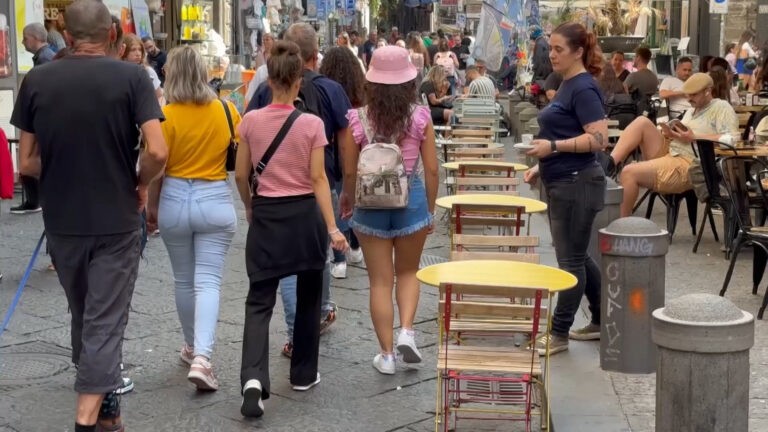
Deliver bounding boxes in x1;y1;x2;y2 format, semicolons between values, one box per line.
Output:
524;22;609;355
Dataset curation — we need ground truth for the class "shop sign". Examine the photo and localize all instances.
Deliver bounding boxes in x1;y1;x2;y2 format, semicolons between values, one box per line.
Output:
457;13;466;28
709;0;728;14
441;0;459;5
317;0;326;19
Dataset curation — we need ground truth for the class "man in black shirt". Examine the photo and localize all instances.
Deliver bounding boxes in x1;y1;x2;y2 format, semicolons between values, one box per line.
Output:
362;31;376;67
11;2;167;431
142;36;166;85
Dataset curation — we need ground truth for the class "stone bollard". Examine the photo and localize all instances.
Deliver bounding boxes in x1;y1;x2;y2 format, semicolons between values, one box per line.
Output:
516;108;539;142
652;294;754;432
588;178;624;267
512;102;534;141
598;217;669;373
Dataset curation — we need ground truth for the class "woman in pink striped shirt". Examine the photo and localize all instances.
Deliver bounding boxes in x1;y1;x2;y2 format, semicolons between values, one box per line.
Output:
234;40;347;418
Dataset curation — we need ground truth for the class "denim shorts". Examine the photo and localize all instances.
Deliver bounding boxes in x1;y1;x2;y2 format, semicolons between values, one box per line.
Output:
350;177;433;239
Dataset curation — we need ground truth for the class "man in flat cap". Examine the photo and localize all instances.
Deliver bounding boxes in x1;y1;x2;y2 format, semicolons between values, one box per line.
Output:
605;72;739;217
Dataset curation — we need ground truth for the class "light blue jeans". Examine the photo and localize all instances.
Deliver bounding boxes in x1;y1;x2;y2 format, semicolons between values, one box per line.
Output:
158;177;237;359
279;264;332;342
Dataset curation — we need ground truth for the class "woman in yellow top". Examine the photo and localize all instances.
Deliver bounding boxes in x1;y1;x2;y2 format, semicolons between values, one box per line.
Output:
147;45;239;391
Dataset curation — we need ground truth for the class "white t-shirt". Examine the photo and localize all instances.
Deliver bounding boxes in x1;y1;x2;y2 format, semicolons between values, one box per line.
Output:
659;76;691;115
245;64;269;102
741;42;756;58
145;65;161;90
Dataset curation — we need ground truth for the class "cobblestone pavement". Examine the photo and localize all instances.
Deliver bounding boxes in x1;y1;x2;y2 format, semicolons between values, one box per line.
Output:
3;144;768;431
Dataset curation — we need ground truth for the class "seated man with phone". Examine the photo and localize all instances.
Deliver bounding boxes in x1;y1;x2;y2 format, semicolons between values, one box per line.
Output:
604;73;739;217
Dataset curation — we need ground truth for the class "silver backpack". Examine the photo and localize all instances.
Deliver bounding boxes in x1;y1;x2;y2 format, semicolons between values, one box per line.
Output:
355;108;420;209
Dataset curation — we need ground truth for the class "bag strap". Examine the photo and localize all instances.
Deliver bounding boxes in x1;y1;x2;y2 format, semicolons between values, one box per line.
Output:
219;99;235;143
256;109;301;175
357;107;374;144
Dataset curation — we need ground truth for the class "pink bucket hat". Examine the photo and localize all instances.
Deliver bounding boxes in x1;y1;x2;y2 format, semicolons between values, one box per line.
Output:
366;46;418;85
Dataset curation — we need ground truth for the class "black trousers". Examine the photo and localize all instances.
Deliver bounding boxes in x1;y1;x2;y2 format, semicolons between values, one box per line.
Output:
544;166;606;337
20;175;39;207
240;269;323;399
47;230;141;394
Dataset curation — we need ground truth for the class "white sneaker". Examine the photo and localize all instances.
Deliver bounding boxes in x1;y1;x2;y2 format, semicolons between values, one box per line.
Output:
373;353;396;375
330;261;347;279
292;372;321;391
396;329;422;364
347;248;364;264
241;379;264;417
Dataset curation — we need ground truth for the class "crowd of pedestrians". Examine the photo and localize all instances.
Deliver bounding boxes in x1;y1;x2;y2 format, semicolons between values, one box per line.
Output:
6;1;443;429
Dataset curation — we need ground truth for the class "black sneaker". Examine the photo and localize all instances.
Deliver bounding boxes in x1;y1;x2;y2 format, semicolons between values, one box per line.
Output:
96;392;124;432
10;202;42;214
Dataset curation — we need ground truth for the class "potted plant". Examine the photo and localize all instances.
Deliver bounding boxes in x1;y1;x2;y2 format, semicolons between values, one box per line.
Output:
573;0;661;53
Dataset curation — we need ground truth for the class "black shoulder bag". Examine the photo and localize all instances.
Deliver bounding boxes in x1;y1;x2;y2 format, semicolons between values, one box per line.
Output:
220;99;237;171
251;109;302;195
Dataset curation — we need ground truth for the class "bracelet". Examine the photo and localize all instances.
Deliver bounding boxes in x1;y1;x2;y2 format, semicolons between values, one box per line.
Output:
329;229;341;236
550;140;558;153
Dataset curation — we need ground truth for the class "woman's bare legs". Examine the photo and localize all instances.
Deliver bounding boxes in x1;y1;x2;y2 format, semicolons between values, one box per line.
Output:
356;232;396;353
394;229;429;331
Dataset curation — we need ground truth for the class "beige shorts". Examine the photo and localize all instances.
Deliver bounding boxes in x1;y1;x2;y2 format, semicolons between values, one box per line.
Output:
648;154;693;194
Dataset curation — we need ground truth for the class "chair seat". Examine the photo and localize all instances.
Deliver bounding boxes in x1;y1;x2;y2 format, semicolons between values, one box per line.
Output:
437;344;541;375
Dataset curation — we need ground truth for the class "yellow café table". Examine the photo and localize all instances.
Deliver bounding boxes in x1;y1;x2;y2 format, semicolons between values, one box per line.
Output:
436;193;548;214
442;160;529;172
417;260;577;293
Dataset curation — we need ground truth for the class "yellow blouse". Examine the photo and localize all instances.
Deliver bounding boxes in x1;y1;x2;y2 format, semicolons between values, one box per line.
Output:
161;100;241;181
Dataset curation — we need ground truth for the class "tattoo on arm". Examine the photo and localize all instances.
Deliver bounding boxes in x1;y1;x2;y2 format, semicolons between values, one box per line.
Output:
592;131;604;150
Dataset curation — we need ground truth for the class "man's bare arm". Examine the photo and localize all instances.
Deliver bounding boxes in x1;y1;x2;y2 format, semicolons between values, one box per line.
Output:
138;119;168;187
19;131;41;178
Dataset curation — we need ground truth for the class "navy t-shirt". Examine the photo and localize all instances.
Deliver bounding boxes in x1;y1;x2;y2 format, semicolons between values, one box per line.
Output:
537;72;605;181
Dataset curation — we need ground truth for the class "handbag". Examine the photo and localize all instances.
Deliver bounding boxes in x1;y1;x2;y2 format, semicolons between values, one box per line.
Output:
251;109;302;195
219;99;237;171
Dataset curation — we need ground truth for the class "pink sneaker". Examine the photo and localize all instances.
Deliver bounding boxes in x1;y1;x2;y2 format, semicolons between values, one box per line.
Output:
180;344;194;366
187;356;219;391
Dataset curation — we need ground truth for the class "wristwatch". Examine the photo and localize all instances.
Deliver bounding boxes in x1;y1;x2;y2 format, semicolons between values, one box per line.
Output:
550;140;558;153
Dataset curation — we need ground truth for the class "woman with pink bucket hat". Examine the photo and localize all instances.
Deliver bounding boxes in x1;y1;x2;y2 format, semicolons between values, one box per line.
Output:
339;46;440;375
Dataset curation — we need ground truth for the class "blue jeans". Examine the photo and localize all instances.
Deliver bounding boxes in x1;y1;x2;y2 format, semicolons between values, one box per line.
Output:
158;177;237;358
279;264;331;341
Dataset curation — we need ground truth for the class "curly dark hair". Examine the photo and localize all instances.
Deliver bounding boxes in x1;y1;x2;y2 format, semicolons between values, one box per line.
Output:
365;79;418;142
319;47;366;108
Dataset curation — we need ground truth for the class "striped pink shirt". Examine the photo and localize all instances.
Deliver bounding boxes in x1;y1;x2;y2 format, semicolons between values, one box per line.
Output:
239;105;327;197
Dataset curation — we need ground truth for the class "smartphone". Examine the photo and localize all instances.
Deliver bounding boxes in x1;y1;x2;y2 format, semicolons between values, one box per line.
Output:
667;119;689;133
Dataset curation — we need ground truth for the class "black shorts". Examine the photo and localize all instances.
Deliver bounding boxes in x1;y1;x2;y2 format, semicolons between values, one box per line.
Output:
47;230;141;394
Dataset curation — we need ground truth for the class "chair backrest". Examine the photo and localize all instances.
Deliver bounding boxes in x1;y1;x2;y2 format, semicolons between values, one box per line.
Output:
438;281;548;338
719;156;768;231
458;163;518;177
447;147;504;161
694;140;727;200
450;202;538;263
455;176;520;195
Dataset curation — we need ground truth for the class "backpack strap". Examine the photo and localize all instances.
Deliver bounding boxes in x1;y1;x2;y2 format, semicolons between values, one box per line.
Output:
357;107;374;144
